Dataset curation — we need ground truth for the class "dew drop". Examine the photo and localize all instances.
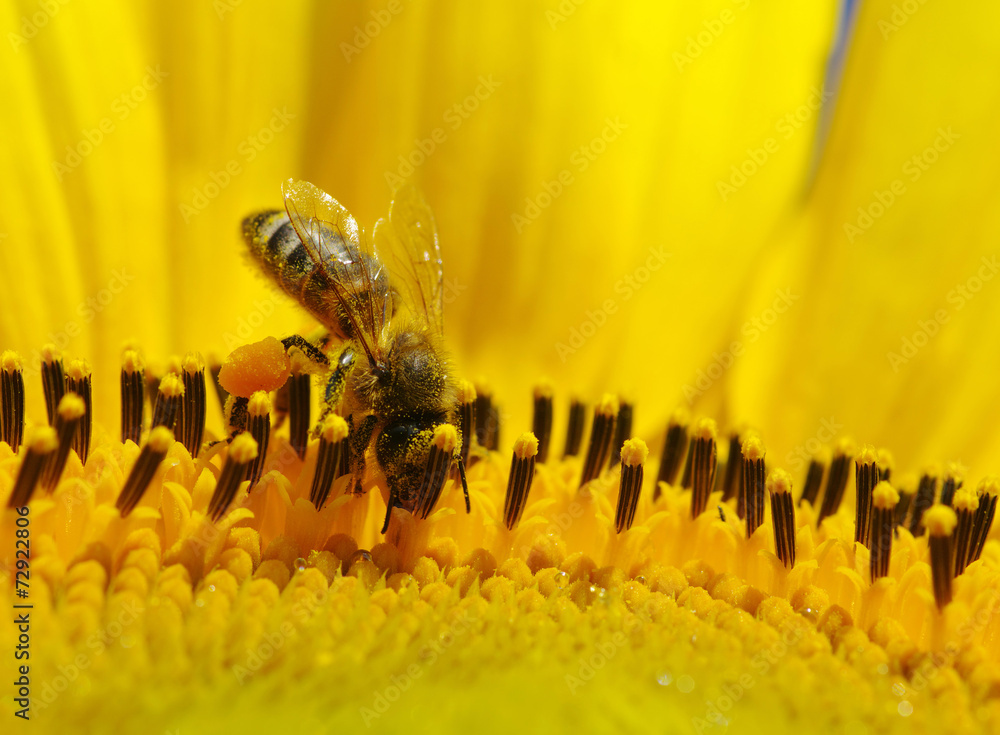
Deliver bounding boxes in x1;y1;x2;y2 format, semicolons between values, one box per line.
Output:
891;683;906;697
898;701;913;717
656;671;673;686
677;675;695;693
295;557;307;572
209;584;216;592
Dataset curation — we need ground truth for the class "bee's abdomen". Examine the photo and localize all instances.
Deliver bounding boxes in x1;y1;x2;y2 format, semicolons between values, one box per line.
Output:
242;211;312;294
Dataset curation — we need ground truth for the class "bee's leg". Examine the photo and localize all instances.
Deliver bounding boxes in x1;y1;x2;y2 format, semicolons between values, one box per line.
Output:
205;395;249;450
312;346;356;438
280;334;330;368
457;458;470;514
349;414;377;494
380;483;400;534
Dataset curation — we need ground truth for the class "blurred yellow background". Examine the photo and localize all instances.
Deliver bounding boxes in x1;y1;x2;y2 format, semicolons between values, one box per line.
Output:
1;0;999;482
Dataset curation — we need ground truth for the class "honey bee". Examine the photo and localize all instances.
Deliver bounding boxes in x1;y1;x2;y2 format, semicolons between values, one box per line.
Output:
241;179;468;532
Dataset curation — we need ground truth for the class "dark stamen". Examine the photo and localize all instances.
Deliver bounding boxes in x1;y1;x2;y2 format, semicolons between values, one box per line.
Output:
869;481;899;582
309;414;348;510
474;383;498;452
66;359;93;466
579;395;618;489
287;371;310;461
908;467;939;536
413;424;459;520
615;438;647;533
1;351;25;453
939;462;963;507
454;380;476;475
504;432;538;530
121;350;145;445
894;486;913;528
151;373;185;431
41;393;86;490
680;440;695;490
798;448;829;508
116;427;174;517
609;401;633;469
178;353;207;458
40;344;66;427
952;488;977;577
654;408;689;499
689;419;718;519
245;391;272;488
969;477;999;566
854;444;879;548
817;438;855;525
720;430;743;503
6;428;57;507
877;448;894;483
741;433;766;536
531;383;553;464
562;398;587;458
208;433;258;521
925;504;957;610
768;469;795;569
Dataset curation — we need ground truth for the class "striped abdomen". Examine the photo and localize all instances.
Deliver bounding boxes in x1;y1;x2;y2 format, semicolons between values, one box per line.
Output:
242;210;392;339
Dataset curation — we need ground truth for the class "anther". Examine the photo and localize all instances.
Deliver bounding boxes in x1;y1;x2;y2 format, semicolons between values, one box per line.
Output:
531;383;553;464
474;382;499;452
6;428;57;507
579;394;618;489
609;400;634;469
40;344;66;427
309;414;348;510
504;432;539;530
720;430;743;503
817;438;855;525
939;462;964;507
615;438;648;533
969;477;999;565
877;448;894;482
854;444;879;548
908;467;939;536
562;398;587;458
925;504;958;610
178;353;207;458
66;359;93;466
869;481;899;582
40;393;86;490
951;487;978;577
740;433;766;536
413;424;459;521
689;419;718;518
116;427;174;517
1;351;25;453
151;373;185;431
455;380;476;472
768;468;795;569
654;408;689;499
208;433;258;521
120;350;145;445
245;391;272;488
798;447;830;508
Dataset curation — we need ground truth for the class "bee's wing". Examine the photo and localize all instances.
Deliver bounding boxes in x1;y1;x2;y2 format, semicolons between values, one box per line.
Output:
373;183;444;335
282;179;388;362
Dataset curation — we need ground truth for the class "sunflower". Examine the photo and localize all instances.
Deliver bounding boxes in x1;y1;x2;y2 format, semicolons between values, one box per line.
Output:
3;0;1000;733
